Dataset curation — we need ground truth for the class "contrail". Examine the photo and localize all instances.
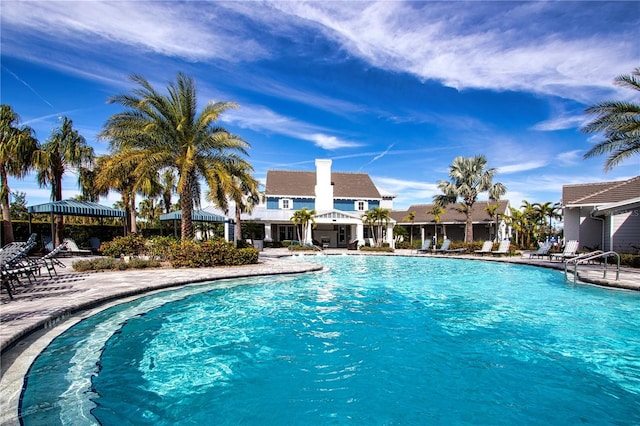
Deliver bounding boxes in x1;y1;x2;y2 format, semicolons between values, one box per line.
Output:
2;65;54;108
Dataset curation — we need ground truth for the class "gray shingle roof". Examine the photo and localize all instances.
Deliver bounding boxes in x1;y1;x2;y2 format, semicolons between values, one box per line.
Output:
562;176;640;205
265;170;382;199
391;200;509;224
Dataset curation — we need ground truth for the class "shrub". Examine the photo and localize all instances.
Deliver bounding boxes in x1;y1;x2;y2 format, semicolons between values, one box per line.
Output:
168;238;259;268
620;254;640;268
148;236;180;261
72;257;161;272
100;234;147;257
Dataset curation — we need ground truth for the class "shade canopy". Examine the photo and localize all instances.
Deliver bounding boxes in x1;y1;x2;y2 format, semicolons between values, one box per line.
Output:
160;209;229;222
28;200;126;218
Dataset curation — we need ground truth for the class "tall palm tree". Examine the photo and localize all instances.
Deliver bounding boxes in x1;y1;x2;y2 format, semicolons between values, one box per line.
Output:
402;211;416;245
291;207;316;244
582;67;640;170
160;169;177;214
0;105;40;244
367;206;391;246
484;202;501;242
435;155;506;243
208;161;260;245
532;201;560;240
428;204;445;242
100;73;252;241
34;117;94;245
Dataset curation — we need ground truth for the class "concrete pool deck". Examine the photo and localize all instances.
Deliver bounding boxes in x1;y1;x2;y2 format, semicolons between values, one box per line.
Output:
1;249;638;424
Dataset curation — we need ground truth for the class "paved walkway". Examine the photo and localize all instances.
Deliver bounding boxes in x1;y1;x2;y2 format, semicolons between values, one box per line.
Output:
0;249;638;425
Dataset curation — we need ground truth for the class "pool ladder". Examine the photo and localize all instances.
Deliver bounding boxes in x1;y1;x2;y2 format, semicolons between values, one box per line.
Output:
564;250;620;283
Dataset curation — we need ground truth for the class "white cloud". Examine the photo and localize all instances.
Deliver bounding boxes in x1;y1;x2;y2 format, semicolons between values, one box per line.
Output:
224;104;360;150
555;150;584;166
270;1;637;103
497;161;547;175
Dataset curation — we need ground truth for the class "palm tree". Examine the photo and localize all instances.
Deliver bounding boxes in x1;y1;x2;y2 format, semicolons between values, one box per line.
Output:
435;155;506;243
582;67;640;171
427;204;445;243
160;169;177;214
532;201;560;240
402;211;416;246
0;105;40;244
291;207;316;244
34;117;94;245
367;206;391;246
208;162;260;245
100;73;251;241
484;202;501;242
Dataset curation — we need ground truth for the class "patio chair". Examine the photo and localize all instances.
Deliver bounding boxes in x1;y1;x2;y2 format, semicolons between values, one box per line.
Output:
62;238;92;256
29;241;68;278
550;240;579;262
474;241;493;256
433;239;451;254
415;240;432;254
347;239;359;250
491;240;511;256
89;237;101;254
529;241;552;259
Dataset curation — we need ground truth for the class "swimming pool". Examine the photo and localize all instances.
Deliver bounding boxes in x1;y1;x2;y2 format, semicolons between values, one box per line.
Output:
20;256;640;424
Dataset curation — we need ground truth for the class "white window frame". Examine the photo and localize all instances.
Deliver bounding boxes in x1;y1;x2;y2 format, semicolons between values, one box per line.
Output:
355;200;368;211
279;198;293;210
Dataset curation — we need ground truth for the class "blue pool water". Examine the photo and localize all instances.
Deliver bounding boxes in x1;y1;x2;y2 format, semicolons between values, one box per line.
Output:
20;256;640;425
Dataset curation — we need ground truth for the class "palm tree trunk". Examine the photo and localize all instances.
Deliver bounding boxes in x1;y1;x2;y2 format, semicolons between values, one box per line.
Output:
180;195;193;241
235;205;242;245
130;193;138;234
54;175;64;246
0;165;15;244
465;213;473;243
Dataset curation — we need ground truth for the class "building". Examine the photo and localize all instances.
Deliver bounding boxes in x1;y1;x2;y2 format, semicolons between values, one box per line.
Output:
562;176;640;253
391;200;511;244
244;159;396;248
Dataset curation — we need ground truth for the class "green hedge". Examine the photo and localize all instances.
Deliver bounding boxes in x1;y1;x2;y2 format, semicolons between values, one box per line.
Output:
168;240;259;268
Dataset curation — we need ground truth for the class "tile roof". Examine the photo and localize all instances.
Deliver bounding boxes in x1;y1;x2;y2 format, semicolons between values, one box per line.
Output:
390;200;509;224
265;170;382;199
562;176;640;205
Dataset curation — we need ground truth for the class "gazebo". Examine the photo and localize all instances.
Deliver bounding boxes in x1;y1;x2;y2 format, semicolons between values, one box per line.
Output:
159;209;235;241
27;200;127;243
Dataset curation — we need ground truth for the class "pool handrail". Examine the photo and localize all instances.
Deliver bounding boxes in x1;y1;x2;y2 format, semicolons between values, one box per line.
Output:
564;250;620;283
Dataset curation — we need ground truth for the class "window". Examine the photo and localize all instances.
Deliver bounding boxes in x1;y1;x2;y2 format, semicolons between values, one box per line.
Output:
355;200;367;211
279;198;292;210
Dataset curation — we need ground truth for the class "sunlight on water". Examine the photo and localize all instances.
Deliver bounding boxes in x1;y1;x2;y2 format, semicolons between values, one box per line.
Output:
21;256;640;425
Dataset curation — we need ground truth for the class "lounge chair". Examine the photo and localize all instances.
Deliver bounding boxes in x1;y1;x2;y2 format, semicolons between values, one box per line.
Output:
491;240;511;256
347;239;359;250
62;238;92;256
29;241;67;278
415;240;432;254
474;241;493;256
550;240;579;262
529;241;552;259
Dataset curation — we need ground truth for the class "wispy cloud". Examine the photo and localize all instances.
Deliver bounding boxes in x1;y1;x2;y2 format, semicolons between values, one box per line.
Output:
2;66;53;107
224;105;360;150
556;150;584;166
497;161;547;175
271;1;637;103
531;115;586;132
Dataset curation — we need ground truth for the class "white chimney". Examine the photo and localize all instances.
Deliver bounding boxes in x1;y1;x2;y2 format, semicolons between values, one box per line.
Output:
315;159;334;211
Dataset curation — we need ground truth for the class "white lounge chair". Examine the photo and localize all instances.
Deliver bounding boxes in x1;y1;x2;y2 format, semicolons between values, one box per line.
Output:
62;238;92;256
474;241;493;256
551;240;579;262
491;240;511;256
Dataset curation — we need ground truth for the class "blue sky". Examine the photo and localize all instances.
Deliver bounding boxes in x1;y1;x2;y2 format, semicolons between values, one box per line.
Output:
2;1;639;211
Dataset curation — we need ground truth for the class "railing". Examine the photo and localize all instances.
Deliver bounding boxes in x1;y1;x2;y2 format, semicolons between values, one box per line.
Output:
564;250;620;283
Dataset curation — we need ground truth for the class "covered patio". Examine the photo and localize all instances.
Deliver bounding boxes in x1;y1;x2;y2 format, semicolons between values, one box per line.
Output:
159;209;235;242
26;200;127;247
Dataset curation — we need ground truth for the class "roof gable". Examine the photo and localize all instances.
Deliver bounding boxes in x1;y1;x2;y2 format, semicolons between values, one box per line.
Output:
563;176;640;206
266;170;381;199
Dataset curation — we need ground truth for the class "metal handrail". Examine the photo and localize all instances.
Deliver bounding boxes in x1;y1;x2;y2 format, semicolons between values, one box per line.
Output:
564;250;620;283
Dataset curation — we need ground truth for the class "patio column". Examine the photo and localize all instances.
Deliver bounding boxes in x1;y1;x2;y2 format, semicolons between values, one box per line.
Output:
264;224;272;242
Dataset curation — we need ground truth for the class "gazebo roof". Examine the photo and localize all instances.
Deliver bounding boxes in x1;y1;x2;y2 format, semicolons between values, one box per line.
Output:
27;200;126;218
160;209;229;222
